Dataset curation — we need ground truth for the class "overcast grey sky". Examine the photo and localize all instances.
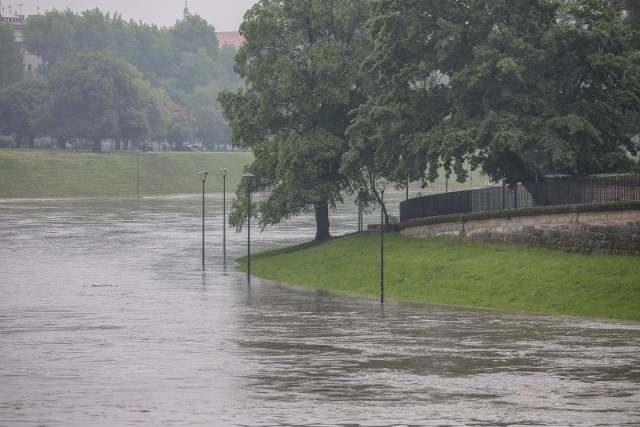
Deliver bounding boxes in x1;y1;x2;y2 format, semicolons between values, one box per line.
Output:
4;0;259;31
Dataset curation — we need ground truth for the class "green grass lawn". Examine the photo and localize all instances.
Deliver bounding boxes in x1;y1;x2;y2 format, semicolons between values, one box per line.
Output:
0;149;484;199
240;233;640;320
0;150;253;198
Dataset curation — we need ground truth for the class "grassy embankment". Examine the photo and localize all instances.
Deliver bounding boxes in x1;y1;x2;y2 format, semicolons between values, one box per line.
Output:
0;149;253;198
0;149;485;198
239;233;640;320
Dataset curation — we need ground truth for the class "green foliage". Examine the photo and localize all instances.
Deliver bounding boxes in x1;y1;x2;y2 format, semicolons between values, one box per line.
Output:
163;102;195;148
47;50;150;151
143;85;172;140
243;233;640;320
124;23;175;85
220;0;372;240
22;9;239;94
0;79;49;147
0;22;24;89
191;104;229;150
170;14;219;59
23;8;239;148
23;9;81;72
353;0;640;187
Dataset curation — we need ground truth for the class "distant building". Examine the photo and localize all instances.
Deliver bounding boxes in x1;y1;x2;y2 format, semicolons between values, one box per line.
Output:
216;31;243;49
183;0;190;20
181;0;242;49
0;7;43;76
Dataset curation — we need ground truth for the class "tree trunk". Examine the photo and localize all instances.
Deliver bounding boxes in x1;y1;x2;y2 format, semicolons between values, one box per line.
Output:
92;139;102;152
115;140;121;151
314;202;331;241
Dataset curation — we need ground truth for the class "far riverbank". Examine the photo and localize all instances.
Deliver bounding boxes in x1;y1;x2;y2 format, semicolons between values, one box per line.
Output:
0;150;253;198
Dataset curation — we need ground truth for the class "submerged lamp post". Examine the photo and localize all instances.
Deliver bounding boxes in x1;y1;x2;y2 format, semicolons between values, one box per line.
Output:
244;173;255;284
376;178;388;304
220;168;229;262
136;149;140;199
199;171;208;267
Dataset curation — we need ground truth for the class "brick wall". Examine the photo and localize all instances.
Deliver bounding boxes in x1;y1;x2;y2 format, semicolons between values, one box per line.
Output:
401;209;640;256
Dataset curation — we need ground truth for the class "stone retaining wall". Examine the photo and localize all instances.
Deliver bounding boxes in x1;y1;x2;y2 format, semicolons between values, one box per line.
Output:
401;209;640;255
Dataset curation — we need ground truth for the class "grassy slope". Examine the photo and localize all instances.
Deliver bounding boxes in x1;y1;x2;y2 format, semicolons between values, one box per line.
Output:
0;149;485;198
242;233;640;320
0;150;253;198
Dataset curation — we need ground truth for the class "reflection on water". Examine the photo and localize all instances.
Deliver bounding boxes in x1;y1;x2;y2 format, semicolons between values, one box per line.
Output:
0;195;639;426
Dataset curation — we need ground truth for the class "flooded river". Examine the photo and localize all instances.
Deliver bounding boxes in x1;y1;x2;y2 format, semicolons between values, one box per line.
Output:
1;195;639;426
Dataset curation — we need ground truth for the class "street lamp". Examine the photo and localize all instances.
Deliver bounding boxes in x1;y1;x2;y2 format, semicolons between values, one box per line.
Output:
136;149;140;199
244;173;255;285
406;175;409;201
220;168;229;262
199;171;208;268
376;178;388;304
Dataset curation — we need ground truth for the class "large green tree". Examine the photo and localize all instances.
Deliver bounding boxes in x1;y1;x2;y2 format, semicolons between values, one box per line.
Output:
170;14;219;59
541;0;640;177
162;101;194;149
22;9;79;73
0;22;24;89
191;105;228;150
352;0;640;187
124;23;175;84
0;80;48;148
219;0;371;240
47;50;150;152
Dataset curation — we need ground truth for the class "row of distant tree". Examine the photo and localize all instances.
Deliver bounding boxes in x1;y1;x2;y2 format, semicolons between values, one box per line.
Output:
219;0;640;240
0;9;242;151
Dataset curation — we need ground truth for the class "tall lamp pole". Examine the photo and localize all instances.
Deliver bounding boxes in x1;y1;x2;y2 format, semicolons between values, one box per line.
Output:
243;173;255;284
220;168;229;262
376;178;388;304
199;171;208;268
136;149;140;199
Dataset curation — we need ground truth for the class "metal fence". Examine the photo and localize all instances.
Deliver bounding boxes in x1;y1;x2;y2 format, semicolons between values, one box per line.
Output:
400;174;640;223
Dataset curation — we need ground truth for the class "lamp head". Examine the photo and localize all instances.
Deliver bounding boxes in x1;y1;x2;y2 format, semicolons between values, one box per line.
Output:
376;178;388;193
199;171;208;182
243;173;255;179
220;168;229;178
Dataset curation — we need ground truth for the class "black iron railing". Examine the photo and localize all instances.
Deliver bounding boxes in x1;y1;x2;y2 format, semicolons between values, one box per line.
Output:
400;174;640;223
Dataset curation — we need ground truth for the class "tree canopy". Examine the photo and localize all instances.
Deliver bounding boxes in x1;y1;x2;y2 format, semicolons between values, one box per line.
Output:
7;8;242;149
0;79;48;148
46;50;150;151
350;0;640;187
0;22;24;89
219;0;372;240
